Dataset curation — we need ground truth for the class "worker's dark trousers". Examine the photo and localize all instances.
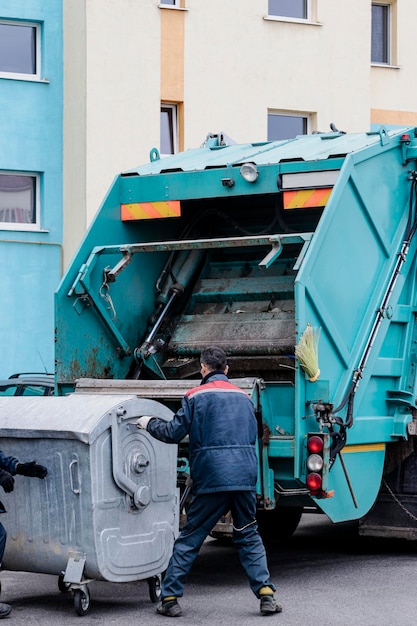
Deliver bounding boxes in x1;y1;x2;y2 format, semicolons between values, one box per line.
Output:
0;523;6;567
161;490;276;599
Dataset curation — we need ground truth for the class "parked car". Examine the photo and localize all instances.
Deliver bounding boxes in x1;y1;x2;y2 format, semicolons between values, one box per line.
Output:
0;373;55;397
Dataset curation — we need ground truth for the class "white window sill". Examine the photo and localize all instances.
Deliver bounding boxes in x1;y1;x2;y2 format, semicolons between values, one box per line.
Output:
264;15;322;26
371;63;400;70
0;226;46;233
159;5;188;10
0;72;49;83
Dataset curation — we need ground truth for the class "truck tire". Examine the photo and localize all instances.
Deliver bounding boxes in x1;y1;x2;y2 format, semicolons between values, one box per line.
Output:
256;506;303;545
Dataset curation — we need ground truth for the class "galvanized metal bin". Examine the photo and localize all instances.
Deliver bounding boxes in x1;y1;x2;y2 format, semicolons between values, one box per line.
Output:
0;394;178;615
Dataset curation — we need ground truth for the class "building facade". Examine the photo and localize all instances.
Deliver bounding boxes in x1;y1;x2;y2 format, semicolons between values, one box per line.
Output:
0;0;416;377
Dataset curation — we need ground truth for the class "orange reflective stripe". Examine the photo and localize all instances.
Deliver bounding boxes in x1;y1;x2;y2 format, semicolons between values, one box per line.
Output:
283;188;332;209
121;200;181;220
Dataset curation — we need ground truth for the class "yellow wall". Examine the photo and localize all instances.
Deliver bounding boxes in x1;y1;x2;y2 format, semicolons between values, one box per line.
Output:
371;109;417;126
161;7;185;150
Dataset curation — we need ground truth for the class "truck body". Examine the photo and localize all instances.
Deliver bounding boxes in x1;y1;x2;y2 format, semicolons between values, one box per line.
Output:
55;126;417;541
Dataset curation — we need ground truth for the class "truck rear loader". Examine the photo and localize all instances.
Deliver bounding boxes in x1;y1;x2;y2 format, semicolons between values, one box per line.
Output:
54;125;417;543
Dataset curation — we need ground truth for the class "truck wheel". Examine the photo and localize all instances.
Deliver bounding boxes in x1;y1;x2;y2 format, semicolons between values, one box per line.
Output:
74;588;90;616
257;506;303;545
147;574;162;603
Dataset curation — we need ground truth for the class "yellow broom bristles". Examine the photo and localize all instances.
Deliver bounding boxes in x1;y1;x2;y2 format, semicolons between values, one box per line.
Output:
295;323;321;382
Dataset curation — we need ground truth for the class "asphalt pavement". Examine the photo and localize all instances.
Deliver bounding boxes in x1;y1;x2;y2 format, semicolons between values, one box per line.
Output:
0;513;415;625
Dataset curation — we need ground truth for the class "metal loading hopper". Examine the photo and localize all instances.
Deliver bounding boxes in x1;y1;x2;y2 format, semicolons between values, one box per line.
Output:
161;246;298;380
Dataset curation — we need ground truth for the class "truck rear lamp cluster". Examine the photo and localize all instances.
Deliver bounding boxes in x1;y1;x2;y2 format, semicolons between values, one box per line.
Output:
305;432;331;498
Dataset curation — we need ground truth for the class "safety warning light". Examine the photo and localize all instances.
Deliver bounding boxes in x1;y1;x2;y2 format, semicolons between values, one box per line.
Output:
306;471;322;492
305;432;330;497
307;435;324;454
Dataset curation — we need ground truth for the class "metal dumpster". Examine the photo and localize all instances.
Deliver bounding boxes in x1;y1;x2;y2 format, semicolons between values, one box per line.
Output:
0;394;178;615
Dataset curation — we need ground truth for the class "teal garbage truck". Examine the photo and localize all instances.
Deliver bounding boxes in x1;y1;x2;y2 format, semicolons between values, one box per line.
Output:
56;126;417;542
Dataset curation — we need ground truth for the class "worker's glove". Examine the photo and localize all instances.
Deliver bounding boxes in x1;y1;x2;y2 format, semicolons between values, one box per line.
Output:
136;416;155;430
0;470;14;493
16;461;48;479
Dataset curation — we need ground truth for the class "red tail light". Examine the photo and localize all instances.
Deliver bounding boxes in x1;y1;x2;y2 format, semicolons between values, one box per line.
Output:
305;433;329;497
306;472;322;492
307;435;324;454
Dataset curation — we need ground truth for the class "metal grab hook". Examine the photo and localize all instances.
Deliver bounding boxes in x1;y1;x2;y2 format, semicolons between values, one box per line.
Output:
258;237;283;268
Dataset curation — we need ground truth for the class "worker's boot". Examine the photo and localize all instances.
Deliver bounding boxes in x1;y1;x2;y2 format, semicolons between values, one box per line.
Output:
157;596;183;617
259;586;282;616
0;603;11;618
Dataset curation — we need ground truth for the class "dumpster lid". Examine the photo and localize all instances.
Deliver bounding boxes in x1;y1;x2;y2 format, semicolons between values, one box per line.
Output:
0;394;160;443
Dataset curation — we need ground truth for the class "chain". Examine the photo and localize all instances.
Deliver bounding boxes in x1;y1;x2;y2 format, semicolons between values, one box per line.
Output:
99;274;117;320
383;479;417;522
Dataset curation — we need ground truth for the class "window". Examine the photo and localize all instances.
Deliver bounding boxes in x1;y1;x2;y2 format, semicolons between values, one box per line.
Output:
268;0;307;19
0;173;39;230
0;20;40;79
371;4;390;64
160;0;179;6
161;104;178;156
268;113;308;140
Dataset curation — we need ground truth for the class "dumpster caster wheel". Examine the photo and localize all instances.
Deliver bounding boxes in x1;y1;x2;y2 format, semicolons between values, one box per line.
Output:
147;574;162;603
58;572;71;594
74;588;90;616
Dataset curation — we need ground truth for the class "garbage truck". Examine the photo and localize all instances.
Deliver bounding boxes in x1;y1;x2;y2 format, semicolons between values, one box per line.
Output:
53;125;417;544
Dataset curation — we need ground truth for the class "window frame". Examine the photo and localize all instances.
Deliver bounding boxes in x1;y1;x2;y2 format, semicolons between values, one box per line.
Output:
159;0;180;7
0;19;41;81
371;3;391;65
0;171;41;232
267;111;311;141
267;0;310;21
160;104;179;157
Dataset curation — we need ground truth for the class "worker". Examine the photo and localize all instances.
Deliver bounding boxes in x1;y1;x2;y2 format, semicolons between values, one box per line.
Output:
136;346;282;618
0;454;48;619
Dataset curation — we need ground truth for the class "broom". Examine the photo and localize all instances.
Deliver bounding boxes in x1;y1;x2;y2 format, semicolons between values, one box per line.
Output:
295;323;321;382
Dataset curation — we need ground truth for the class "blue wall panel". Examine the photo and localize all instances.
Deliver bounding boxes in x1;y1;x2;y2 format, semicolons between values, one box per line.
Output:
0;1;63;377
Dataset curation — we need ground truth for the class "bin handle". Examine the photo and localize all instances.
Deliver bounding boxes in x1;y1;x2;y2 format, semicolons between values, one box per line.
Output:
111;415;143;509
69;460;80;495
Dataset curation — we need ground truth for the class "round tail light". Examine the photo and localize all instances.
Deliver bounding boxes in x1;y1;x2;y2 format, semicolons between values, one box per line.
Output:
306;472;322;492
307;453;323;472
307;435;324;454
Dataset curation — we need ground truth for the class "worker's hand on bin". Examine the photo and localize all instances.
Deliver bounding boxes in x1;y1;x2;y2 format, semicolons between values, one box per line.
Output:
16;461;48;479
0;469;14;493
136;416;155;430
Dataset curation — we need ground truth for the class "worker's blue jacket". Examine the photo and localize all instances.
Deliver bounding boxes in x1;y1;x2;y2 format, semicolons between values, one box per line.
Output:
147;372;258;495
0;451;18;475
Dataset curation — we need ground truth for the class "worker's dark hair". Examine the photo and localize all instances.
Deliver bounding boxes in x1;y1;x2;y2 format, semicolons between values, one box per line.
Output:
200;346;227;371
